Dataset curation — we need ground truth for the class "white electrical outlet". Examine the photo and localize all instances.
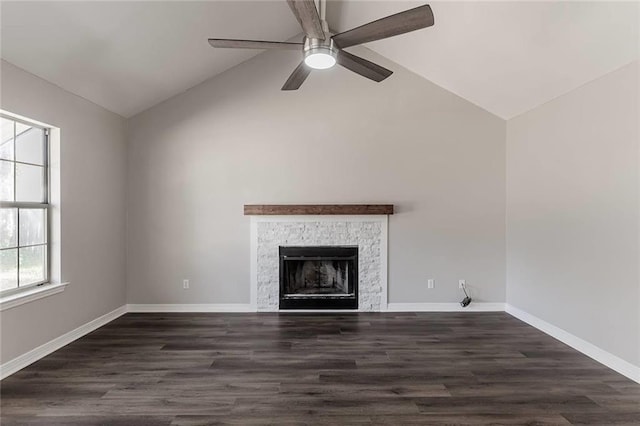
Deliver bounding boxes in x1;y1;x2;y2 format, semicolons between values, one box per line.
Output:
183;279;189;289
427;279;435;289
459;279;466;289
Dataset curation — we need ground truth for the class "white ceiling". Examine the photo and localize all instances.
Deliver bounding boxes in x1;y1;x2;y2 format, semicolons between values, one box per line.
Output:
1;1;638;119
328;1;639;119
0;1;301;117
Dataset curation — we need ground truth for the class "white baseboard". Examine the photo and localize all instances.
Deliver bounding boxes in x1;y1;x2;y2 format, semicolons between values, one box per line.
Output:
386;302;506;312
0;305;127;380
277;309;360;313
126;304;255;313
506;304;640;384
129;303;507;313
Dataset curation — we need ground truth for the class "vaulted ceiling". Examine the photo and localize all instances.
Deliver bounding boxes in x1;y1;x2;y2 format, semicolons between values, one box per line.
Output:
329;1;639;119
1;1;638;119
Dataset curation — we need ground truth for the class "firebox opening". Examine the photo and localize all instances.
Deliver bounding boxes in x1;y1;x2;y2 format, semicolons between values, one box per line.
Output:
279;246;358;310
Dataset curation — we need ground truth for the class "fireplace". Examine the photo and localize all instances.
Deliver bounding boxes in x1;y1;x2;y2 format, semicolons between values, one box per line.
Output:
279;246;358;310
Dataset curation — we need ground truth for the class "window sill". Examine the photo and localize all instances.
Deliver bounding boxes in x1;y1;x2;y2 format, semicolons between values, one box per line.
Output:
0;282;68;312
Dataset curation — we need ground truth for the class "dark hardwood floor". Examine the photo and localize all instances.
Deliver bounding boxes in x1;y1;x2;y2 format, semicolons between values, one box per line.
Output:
1;312;638;425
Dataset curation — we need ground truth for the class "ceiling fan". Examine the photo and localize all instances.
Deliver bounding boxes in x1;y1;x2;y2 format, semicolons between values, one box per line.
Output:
208;0;434;90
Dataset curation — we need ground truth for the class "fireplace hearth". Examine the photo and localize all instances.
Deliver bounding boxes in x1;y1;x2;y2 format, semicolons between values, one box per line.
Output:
279;246;358;310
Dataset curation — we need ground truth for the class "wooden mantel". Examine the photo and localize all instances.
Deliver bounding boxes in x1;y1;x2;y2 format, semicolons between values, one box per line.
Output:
244;204;394;216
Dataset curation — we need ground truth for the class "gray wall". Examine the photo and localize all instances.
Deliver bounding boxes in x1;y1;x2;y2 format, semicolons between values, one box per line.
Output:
506;61;639;366
0;61;128;363
126;47;506;305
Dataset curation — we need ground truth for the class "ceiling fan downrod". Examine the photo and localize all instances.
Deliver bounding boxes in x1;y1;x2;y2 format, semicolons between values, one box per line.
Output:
304;0;336;70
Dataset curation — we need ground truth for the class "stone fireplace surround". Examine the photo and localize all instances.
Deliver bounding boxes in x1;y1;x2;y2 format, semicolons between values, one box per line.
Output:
249;215;389;312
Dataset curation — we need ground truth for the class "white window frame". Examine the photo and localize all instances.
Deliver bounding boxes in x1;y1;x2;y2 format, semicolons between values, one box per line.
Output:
0;113;51;297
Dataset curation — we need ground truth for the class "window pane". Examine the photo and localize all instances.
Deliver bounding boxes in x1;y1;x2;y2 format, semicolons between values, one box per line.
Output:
1;248;18;291
15;122;31;136
0;118;14;161
0;160;14;201
0;118;14;141
19;208;46;246
16;127;44;165
15;163;44;202
1;208;17;249
19;245;45;285
0;138;14;161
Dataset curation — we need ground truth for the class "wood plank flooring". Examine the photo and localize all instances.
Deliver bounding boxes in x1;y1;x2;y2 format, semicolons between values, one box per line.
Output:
1;312;638;425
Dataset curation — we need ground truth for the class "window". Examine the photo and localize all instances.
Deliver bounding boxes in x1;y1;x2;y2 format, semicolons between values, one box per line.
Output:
0;115;49;295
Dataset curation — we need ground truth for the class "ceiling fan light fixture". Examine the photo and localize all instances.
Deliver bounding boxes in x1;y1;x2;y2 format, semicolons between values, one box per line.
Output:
303;46;336;70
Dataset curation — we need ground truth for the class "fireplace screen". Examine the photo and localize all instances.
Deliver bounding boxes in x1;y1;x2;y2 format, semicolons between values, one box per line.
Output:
279;246;358;309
